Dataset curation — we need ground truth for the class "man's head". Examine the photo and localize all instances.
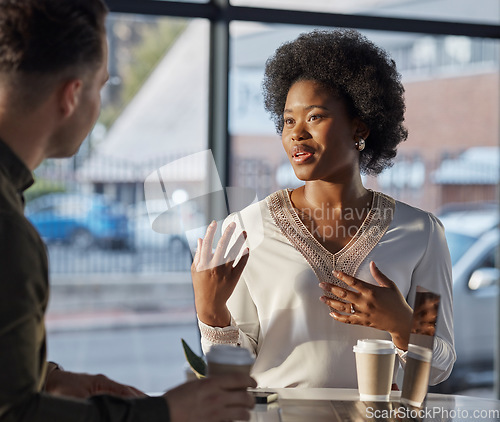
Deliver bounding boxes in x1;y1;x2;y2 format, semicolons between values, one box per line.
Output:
0;0;108;110
0;0;109;163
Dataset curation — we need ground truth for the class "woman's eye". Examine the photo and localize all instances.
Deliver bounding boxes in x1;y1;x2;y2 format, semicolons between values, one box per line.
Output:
309;114;321;122
284;117;294;125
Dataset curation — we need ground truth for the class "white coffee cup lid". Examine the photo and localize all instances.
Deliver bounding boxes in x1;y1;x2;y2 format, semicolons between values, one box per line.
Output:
206;345;255;365
353;339;396;355
407;344;433;362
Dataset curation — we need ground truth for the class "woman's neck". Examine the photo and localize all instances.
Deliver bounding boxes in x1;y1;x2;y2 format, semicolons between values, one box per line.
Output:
299;177;370;211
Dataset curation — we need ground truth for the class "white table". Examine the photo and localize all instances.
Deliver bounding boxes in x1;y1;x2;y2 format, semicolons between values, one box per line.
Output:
246;388;500;421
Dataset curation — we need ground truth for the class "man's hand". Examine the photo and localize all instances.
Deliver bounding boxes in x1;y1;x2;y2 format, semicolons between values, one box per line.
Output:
164;373;257;422
45;369;146;398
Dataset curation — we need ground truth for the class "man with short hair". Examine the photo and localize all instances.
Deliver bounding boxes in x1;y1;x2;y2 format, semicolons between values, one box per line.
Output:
0;1;255;421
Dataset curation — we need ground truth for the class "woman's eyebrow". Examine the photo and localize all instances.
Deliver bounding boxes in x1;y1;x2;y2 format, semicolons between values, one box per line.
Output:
305;105;329;111
283;105;329;114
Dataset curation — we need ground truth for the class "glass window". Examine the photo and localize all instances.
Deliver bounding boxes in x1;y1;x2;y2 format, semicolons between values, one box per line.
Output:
29;15;209;393
154;0;208;2
23;0;499;398
229;22;499;210
229;21;499;396
230;0;500;25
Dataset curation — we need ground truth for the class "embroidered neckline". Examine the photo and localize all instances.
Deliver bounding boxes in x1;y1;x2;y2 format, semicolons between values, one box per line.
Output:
282;188;378;259
267;189;395;304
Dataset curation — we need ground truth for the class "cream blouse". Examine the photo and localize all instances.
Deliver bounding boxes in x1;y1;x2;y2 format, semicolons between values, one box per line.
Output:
199;189;455;388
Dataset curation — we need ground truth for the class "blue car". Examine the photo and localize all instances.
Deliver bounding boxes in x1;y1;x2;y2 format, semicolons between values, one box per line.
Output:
25;193;130;249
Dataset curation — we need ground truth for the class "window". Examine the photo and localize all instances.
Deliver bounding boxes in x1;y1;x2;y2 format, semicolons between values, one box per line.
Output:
229;20;499;396
229;23;499;214
34;15;210;393
230;0;500;25
30;0;499;396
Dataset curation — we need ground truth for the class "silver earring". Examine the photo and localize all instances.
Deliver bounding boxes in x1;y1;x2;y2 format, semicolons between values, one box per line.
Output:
355;138;365;151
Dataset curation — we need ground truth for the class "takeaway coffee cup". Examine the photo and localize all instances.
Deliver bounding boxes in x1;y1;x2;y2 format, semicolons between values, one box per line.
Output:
206;345;255;378
401;344;433;407
353;339;396;402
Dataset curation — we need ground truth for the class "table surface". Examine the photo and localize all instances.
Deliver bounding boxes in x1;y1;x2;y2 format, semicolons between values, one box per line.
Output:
246;388;500;421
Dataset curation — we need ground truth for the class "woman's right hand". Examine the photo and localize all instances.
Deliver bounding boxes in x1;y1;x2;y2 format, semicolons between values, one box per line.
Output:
191;220;249;327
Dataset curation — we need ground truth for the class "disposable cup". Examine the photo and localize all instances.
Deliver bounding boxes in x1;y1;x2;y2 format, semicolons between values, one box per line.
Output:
353;339;396;402
401;344;433;407
206;345;255;378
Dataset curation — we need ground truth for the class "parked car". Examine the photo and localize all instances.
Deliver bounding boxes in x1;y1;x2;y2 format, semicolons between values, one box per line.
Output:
26;193;130;249
128;200;205;254
430;205;499;393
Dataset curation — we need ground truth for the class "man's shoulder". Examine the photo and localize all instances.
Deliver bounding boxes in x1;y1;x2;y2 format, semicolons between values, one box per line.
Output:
0;165;30;216
0;194;43;251
0;210;41;249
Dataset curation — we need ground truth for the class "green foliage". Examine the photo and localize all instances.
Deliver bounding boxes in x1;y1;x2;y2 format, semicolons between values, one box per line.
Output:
99;18;187;130
181;338;206;378
98;104;123;130
123;19;187;105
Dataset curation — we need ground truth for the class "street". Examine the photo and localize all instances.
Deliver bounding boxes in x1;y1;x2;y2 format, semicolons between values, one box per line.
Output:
47;324;201;393
45;239;200;394
46;243;193;273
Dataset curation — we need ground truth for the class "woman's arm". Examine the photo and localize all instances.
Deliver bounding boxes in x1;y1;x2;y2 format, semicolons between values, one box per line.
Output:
198;277;260;355
191;221;249;327
406;213;456;385
192;216;259;355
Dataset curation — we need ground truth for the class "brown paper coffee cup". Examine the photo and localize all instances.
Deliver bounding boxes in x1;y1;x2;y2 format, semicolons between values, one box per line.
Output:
353;339;396;402
401;344;433;407
206;345;255;379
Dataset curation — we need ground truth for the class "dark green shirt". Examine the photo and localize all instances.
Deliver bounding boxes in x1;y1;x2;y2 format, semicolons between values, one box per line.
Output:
0;140;170;421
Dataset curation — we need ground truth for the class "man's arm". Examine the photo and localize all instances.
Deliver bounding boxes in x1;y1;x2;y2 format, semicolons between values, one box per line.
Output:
0;215;170;422
44;368;145;399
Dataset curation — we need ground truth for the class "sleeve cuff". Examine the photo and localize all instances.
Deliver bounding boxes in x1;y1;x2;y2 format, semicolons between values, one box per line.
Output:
396;347;408;367
198;316;240;345
43;361;64;391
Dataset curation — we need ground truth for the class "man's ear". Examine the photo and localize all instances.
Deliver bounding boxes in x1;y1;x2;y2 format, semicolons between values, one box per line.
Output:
59;79;83;118
353;117;370;140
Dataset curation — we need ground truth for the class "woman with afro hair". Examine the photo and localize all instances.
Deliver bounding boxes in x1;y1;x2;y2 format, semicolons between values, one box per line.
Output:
192;29;455;389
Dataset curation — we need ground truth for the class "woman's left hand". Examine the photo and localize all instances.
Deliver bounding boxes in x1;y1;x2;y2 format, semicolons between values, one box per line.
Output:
319;261;413;350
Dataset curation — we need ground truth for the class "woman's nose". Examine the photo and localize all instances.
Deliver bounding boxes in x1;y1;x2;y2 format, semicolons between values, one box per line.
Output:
290;121;309;141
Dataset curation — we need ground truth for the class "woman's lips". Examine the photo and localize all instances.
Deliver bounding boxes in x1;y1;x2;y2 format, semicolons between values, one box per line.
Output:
291;145;315;163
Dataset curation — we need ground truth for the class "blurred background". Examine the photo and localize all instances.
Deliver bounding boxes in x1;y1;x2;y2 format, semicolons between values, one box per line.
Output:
33;0;499;396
